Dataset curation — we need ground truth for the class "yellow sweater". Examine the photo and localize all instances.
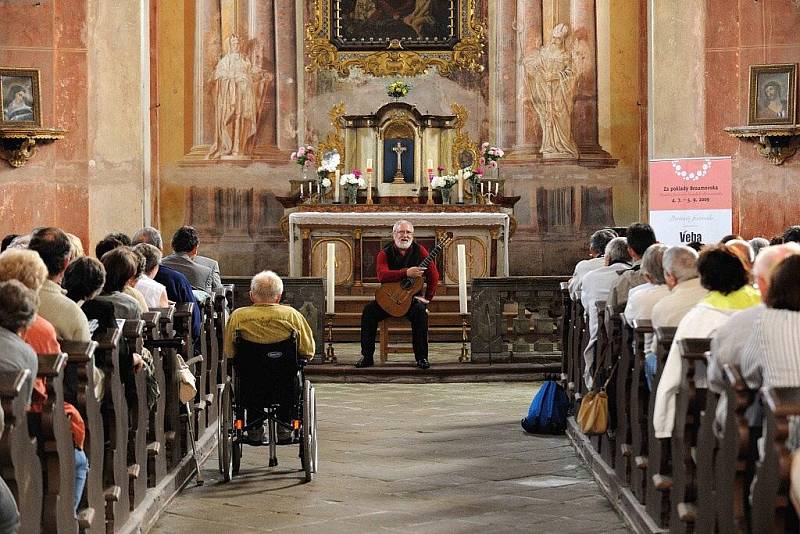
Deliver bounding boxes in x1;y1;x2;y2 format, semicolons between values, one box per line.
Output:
223;303;315;359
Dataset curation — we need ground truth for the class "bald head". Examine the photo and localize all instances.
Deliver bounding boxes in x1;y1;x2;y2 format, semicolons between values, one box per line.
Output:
753;243;800;300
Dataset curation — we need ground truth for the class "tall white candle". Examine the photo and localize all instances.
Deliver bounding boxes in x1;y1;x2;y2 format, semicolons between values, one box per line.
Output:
457;170;463;203
427;159;433;171
457;244;468;315
334;170;340;202
366;158;373;171
326;243;336;314
300;183;304;197
495;181;499;194
480;182;484;194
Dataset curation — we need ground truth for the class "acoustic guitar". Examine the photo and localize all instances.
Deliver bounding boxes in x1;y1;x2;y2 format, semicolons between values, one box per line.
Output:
374;235;453;317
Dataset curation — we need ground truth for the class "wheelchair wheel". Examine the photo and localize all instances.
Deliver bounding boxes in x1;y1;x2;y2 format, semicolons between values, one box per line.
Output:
309;384;318;474
218;379;234;482
301;379;315;482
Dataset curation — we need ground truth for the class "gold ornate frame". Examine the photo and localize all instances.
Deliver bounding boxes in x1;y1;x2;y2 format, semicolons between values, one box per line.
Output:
450;103;478;171
305;0;486;77
0;67;41;127
318;102;346;167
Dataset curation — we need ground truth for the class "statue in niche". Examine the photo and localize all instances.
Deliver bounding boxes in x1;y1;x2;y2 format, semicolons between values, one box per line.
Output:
523;23;579;159
208;35;271;159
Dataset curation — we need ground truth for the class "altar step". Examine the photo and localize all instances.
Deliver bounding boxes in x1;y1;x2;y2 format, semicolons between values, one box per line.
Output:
305;361;561;383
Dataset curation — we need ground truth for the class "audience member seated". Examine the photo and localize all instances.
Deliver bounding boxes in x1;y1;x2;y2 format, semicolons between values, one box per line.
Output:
132;243;169;308
568;228;617;300
580;237;631;387
720;234;743;243
94;235;124;261
653;244;760;439
126;249;150;313
749;236;770;257
0;248;89;515
607;222;657;313
28;227;91;343
95;234;149;313
708;243;800;435
0;280;39;404
63;256;116;331
0;406;20;533
783;225;800;244
131;227;201;342
96;247;141;321
223;271;314;443
161;226;215;297
624;244;669;362
65;233;85;262
726;238;755;273
1;234;18;252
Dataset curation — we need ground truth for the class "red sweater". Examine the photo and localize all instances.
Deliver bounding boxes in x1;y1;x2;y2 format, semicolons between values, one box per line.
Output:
376;243;440;301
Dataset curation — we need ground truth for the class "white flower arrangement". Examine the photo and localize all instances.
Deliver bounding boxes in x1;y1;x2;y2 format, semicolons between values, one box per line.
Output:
339;173;366;188
431;174;458;189
321;177;331;188
318;151;341;173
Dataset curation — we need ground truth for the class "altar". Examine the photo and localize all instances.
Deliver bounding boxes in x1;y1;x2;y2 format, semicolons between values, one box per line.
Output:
285;206;512;288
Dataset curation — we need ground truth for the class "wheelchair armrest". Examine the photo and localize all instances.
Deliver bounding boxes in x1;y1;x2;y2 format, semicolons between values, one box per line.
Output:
184;355;203;367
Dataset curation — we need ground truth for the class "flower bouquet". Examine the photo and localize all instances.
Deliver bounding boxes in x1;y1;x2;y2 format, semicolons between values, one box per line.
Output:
387;80;411;100
463;167;482;204
431;174;458;204
290;145;316;181
480;142;505;169
339;169;366;204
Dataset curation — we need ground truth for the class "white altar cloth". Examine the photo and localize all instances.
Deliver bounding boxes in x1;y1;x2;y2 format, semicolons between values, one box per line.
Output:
288;211;510;276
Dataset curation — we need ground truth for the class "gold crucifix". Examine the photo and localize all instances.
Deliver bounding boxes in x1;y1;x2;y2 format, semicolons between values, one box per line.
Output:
392;141;407;184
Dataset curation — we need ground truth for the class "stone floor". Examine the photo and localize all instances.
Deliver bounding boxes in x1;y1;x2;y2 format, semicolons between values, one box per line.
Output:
151;383;628;533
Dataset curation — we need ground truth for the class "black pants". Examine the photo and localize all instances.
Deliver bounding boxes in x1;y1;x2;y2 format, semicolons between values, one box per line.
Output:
360;299;429;362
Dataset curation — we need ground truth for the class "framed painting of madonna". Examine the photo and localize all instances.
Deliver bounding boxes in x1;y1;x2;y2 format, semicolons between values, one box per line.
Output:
333;0;458;51
306;0;486;77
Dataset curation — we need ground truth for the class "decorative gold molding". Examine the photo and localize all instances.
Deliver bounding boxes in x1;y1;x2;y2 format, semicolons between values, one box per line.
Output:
0;127;66;168
450;103;478;171
725;125;800;165
318;103;346;167
305;0;486;77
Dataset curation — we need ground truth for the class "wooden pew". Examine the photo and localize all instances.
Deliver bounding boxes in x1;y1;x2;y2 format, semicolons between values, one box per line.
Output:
631;319;653;504
670;337;711;533
714;364;756;533
61;339;104;534
614;321;635;487
645;326;676;529
560;282;572;393
192;301;208;437
203;297;219;428
141;311;167;488
122;320;148;511
96;325;130;532
693;349;721;533
752;387;800;532
0;369;40;534
592;301;609;456
574;295;588;399
602;307;623;471
34;353;75;534
169;303;194;461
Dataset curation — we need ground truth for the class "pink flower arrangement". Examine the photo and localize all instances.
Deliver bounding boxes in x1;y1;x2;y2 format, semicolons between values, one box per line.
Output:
353;168;362;178
290;145;316;167
481;142;505;163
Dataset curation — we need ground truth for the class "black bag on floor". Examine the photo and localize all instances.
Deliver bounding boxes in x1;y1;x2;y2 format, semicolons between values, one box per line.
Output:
521;380;569;434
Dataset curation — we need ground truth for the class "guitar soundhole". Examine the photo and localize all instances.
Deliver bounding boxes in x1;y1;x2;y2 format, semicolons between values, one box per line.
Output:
400;278;413;289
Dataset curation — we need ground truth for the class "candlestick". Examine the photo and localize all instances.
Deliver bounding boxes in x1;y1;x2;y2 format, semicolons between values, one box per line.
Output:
334;170;340;202
457;170;464;203
426;171;434;205
366;173;373;205
325;313;337;364
427;159;433;172
457;244;468;315
326;243;336;314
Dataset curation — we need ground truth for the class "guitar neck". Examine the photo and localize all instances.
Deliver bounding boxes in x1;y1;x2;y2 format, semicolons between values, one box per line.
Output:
418;241;446;269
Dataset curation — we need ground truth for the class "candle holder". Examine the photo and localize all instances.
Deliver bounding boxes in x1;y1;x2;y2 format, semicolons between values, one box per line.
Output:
458;313;470;363
426;171;434;205
324;313;337;364
366;171;374;205
483;190;498;205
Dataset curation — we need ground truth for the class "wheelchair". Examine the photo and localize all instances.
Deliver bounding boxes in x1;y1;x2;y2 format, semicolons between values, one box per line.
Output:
217;331;318;482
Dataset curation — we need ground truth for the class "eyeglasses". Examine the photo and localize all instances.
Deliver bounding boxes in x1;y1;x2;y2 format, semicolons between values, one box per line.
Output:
394;230;414;235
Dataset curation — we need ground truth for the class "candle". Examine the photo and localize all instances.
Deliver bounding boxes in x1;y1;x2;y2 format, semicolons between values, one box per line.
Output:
326;243;336;314
427;159;433;171
334;170;340;202
300;183;304;197
366;158;373;172
457;171;463;203
480;182;484;194
457;244;468;315
495;181;499;195
367;173;373;204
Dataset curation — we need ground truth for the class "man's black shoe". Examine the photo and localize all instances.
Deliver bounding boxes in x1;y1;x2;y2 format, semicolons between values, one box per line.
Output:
355;357;374;368
416;359;430;370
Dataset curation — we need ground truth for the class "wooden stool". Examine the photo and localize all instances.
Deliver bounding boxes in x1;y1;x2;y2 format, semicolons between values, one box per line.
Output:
379;318;414;363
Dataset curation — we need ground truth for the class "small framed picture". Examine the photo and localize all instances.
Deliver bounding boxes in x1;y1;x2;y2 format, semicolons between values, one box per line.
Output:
748;63;796;126
0;68;41;127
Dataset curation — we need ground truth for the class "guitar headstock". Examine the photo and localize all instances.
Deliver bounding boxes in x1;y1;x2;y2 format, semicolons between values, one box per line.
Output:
437;232;454;249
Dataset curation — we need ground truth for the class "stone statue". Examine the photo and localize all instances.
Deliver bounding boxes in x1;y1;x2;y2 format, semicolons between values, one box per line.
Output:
208;35;270;159
524;23;579;159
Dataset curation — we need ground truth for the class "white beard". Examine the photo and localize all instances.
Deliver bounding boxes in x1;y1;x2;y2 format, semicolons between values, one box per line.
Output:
395;239;412;250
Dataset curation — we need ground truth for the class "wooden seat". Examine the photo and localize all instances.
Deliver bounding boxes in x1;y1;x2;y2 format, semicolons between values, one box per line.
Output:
378;317;414;363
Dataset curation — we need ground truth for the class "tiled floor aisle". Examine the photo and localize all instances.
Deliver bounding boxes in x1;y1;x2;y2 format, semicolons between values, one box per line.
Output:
151;383;629;533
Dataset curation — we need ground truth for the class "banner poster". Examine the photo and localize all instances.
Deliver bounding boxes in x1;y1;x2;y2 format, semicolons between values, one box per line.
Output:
648;156;732;245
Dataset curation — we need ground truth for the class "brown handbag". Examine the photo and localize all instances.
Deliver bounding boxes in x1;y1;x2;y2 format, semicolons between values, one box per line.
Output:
577;362;618;435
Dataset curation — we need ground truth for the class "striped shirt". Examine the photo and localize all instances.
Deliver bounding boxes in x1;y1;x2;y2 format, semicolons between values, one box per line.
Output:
740;308;800;389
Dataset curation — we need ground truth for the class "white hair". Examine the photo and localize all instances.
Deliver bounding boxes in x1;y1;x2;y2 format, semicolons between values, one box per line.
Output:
663;245;699;282
753;243;800;279
392;220;413;234
604;237;630;263
250;270;283;301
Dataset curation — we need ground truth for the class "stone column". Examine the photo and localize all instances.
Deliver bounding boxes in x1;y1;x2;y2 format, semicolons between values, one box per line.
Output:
250;0;277;147
515;0;543;153
570;0;603;155
492;0;517;151
274;0;298;151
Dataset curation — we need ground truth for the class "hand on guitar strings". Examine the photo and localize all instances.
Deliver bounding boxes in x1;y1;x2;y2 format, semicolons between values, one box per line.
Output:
406;266;426;278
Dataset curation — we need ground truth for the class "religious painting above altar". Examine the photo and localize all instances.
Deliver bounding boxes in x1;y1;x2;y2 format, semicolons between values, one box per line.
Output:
305;0;486;76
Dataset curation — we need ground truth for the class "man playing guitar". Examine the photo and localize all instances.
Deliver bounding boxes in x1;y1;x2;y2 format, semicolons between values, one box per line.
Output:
355;220;439;369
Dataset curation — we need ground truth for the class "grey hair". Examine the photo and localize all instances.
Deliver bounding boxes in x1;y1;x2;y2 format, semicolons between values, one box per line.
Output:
0;279;38;332
641;244;668;285
131;227;164;251
392;220;413;234
589;229;618;255
604;237;631;263
753;243;800;279
133;243;162;273
250;270;283;301
663;245;699;282
8;234;31;249
749;237;770;258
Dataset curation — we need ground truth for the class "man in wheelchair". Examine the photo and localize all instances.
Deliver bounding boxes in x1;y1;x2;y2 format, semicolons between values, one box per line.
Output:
223;270;315;445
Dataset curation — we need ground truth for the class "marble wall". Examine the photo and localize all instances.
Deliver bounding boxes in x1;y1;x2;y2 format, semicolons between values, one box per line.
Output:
0;0;148;250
